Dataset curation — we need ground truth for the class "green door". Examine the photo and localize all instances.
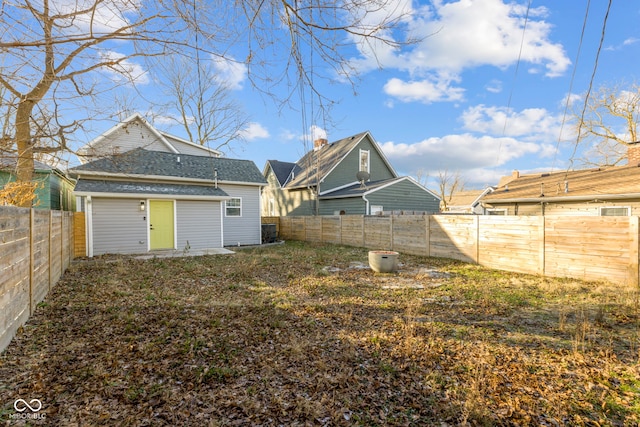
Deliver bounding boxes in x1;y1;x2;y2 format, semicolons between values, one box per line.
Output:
149;200;175;250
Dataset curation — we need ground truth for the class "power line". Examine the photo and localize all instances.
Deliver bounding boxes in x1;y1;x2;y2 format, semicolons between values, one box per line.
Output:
565;0;612;176
494;0;532;173
551;0;591;172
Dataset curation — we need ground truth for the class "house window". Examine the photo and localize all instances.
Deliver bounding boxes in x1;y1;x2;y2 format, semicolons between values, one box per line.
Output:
226;197;242;217
370;205;383;215
269;198;275;216
487;208;507;215
600;206;630;216
359;149;370;174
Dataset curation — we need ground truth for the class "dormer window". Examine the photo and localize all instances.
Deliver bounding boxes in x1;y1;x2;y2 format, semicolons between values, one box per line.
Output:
359;149;370;174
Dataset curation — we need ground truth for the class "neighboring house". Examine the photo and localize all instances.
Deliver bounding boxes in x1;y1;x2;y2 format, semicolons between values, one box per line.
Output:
482;142;640;216
443;188;495;214
0;156;76;210
262;131;440;216
69;114;266;256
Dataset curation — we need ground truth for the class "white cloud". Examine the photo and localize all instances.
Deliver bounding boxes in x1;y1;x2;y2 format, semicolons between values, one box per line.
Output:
380;133;540;173
351;0;570;104
99;51;149;85
383;76;465;103
211;56;247;90
460;104;564;140
53;0;138;35
403;0;569;77
240;122;269;141
377;102;575;187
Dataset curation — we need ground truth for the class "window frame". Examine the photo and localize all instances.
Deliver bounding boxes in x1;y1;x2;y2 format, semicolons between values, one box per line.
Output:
225;197;242;217
359;149;370;174
599;206;630;216
486;208;507;215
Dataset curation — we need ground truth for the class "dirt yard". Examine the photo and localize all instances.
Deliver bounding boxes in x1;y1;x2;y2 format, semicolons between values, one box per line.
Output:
1;241;639;426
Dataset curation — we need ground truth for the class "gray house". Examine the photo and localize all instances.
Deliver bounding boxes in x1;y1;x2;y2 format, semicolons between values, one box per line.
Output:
70;115;266;256
262;131;440;216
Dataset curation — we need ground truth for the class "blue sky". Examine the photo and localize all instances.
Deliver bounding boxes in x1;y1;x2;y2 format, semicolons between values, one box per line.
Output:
73;0;640;190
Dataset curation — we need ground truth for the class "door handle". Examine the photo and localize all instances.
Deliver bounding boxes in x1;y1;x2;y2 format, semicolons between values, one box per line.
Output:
150;224;154;230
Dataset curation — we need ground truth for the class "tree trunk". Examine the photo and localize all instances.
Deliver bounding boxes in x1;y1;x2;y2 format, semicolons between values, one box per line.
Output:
14;99;35;207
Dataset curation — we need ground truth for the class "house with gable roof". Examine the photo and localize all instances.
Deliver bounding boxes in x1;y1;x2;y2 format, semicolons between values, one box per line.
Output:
481;142;640;216
70;114;266;256
262;131;440;216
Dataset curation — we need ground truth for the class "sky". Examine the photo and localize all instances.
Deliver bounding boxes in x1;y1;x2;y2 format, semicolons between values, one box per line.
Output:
70;0;640;190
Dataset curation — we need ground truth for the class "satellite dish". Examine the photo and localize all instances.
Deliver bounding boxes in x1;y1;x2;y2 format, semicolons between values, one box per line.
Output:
356;171;370;189
356;171;370;182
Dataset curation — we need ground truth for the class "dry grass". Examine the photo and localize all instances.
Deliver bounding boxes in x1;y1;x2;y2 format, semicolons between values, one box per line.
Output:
1;241;639;426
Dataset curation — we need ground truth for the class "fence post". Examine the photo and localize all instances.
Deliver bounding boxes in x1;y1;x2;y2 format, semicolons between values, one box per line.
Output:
29;209;34;315
539;216;546;276
390;214;394;251
425;215;431;257
49;211;53;291
474;215;480;264
630;216;639;286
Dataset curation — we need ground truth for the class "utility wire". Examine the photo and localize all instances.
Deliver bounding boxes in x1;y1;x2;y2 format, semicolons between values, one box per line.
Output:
494;0;532;173
551;0;591;172
565;0;612;177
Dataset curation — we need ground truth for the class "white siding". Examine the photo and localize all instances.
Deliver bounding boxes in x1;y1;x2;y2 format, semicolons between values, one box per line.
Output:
165;136;220;157
86;123;171;158
92;198;148;255
176;200;222;250
220;184;262;246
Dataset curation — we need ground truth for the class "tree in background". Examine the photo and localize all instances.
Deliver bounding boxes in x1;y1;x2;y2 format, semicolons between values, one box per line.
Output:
152;55;250;152
0;0;413;206
435;170;465;212
574;82;640;167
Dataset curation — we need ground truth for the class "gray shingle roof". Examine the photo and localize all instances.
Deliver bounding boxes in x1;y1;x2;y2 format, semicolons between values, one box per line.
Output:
74;179;229;197
70;148;266;184
285;132;369;188
265;160;297;186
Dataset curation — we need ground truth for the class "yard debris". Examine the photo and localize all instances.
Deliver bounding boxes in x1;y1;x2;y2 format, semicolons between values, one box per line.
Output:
1;241;638;425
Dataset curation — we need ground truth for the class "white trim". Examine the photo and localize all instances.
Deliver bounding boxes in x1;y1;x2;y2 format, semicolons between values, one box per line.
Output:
363;176;440;200
160;132;222;156
225;197;242;217
483;192;640;205
599;205;631;216
319;181;360;196
359;149;370;174
487;208;507;215
73;171;266;187
73;191;231;201
86;196;93;257
219;202;225;246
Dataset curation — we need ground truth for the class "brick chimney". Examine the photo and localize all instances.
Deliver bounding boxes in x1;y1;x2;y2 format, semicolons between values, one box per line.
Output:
628;141;640;166
313;138;328;151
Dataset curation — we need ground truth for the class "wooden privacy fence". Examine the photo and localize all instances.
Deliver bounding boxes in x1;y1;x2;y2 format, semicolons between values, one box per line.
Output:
0;206;75;353
274;214;640;286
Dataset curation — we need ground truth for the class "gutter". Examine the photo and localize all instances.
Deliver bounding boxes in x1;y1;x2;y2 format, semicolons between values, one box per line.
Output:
73;191;231;201
483;192;640;204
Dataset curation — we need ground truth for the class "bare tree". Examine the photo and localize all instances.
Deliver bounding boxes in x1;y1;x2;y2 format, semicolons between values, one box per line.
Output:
435;170;465;212
0;0;414;206
574;82;640;167
151;55;250;151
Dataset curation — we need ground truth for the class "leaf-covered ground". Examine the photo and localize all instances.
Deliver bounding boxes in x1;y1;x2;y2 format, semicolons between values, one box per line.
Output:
1;241;639;426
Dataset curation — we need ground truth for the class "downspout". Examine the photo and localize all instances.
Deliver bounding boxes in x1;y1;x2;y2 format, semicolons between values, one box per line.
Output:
86;195;93;257
362;193;370;215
